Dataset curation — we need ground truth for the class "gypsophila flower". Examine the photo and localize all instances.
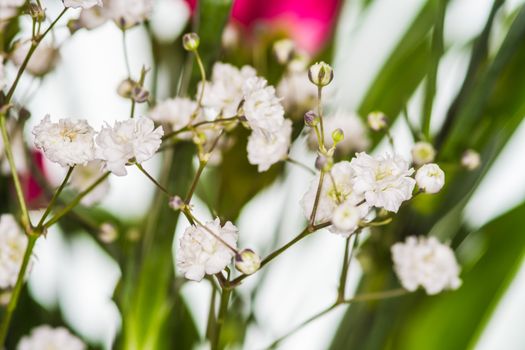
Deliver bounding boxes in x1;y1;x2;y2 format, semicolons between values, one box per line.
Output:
176;218;238;281
273;39;295;64
350;152;415;213
301;161;368;230
106;0;153;29
331;201;361;237
10;41;59;76
247;119;292;172
148;97;196;133
411;141;436;165
235;249;261;275
415;163;445;194
17;325;86;350
277;71;317;112
200;62;256;118
391;236;461;295
0;214;30;289
242;76;285;134
367;111;387;131
63;0;102;9
96;116;163;176
69;160;109;205
308;61;333;86
75;6;108;30
308;111;369;154
33;115;96;167
461;149;481;170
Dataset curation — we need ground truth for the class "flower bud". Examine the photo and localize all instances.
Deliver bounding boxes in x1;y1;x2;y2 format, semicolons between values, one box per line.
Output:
273;39;295;64
169;196;185;210
415;163;445;194
131;85;150;103
183;33;200;51
304;110;318;127
315;154;333;172
117;78;135;98
411;141;435;166
235;249;261;275
331;128;344;145
98;222;118;244
308;61;333;87
67;19;82;34
367;111;388;131
28;3;45;22
461;149;481;170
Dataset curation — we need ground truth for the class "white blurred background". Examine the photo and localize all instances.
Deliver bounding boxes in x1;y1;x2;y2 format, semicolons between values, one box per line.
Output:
4;0;525;348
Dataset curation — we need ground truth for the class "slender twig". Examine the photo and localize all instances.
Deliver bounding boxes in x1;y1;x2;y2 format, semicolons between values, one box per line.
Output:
337;233;360;302
185;161;206;203
286;157;316;175
161;116;239;141
309;171;325;226
36;166;74;229
44;172;110;228
184;210;238;255
122;29;131;78
211;287;231;350
135;163;171;196
317;86;325;148
192;50;207;120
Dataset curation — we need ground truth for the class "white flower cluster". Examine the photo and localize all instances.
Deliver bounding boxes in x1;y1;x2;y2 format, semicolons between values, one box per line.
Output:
63;0;102;9
176;218;238;281
17;325;86;350
74;0;153;30
0;214;30;289
149;97;196;133
391;236;461;295
33;115;163;176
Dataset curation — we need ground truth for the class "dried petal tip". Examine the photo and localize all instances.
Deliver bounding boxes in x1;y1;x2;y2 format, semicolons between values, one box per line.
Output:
169;196;185;210
235;249;261;275
304;110;318;127
308;62;333;87
367;111;388;131
183;33;200;51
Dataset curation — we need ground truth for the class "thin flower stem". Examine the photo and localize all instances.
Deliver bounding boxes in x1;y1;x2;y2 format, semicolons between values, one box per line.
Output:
211;287;231;350
337;233;360;302
161;116;239;141
122;29;131;78
317;86;325;148
205;282;217;341
0;114;31;231
44;172;110;228
361;217;392;227
192;50;206;119
129;99;136;119
36;166;74;229
286;157;316;175
0;235;37;346
309;171;325;226
135;163;172;196
183;209;238;255
266;288;407;349
185;160;206;203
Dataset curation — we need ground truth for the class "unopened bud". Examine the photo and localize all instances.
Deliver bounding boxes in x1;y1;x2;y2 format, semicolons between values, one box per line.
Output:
273;39;295;64
411;141;435;166
98;223;118;244
304;110;318;127
367;111;388;131
235;249;261;275
67;19;82;34
169;196;185;210
331;128;344;145
131;85;149;103
117;78;135;98
461;149;481;171
28;3;45;22
308;61;333;87
183;32;200;51
315;154;333;172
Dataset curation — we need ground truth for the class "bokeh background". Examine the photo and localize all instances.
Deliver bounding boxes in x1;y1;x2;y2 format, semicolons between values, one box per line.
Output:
3;0;525;349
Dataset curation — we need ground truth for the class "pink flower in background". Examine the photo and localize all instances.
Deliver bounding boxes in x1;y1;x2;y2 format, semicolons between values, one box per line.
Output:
186;0;342;54
22;150;47;209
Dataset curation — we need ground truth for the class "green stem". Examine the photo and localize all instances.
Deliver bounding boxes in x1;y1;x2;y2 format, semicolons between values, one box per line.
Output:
337;233;360;302
193;50;206;119
44;172;110;228
317;86;325;148
161;116;239;141
184;209;238;254
0;114;31;231
36;166;74;229
185;160;206;203
211;287;231;350
135;163;171;196
286;157;316;174
0;235;38;346
122;29;131;78
309;171;326;226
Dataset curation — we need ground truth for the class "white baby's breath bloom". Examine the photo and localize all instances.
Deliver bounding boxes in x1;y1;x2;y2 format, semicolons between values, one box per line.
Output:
301;161;368;229
415;163;445;194
350;152;415;213
106;0;153;28
69;160;109;205
17;325;86;350
461;149;481;170
411;141;435;165
96;116;163;176
176;218;238;281
391;236;461;295
242;76;285;134
308;111;369;155
76;6;108;29
63;0;102;9
276;71;317;112
200;62;256;118
367;111;387;131
247;119;292;172
33;115;96;167
331;201;361;237
148;97;196;132
0;214;29;289
10;41;59;76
